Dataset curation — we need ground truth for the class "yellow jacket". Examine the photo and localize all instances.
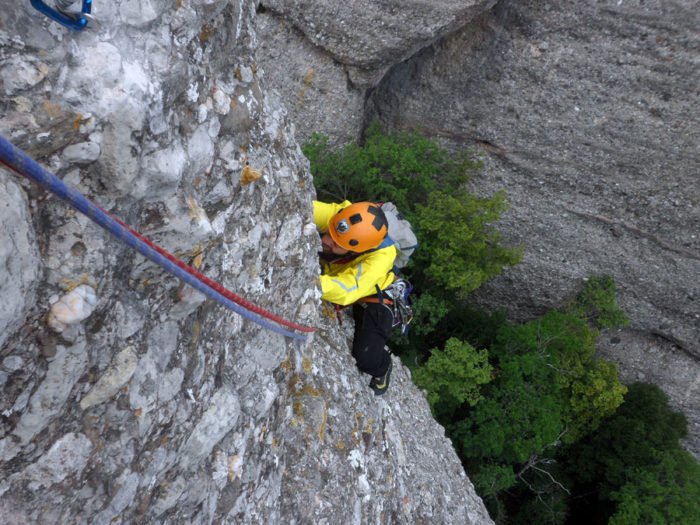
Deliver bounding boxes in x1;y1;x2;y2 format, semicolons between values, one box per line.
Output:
314;200;397;306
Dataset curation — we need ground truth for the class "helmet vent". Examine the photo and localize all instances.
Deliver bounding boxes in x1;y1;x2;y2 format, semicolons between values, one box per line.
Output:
349;213;363;225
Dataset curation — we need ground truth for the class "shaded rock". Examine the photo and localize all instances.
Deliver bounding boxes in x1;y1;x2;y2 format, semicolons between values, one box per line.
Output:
260;0;498;86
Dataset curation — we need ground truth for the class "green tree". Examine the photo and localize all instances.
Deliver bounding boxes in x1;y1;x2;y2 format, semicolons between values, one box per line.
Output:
609;449;700;525
303;122;521;303
303;122;475;212
492;311;626;443
449;310;626;510
412;337;493;421
569;275;629;329
415;189;521;297
564;382;696;525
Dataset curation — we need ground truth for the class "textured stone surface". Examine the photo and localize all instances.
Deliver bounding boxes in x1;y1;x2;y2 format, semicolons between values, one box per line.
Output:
255;0;498;146
260;0;497;86
363;0;700;455
255;11;366;149
0;0;490;522
0;177;39;350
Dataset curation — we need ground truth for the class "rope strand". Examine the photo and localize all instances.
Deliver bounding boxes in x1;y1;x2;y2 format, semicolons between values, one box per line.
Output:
0;135;314;340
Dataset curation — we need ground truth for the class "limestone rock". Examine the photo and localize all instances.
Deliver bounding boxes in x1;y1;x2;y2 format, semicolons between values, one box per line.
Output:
260;0;498;86
0;0;489;522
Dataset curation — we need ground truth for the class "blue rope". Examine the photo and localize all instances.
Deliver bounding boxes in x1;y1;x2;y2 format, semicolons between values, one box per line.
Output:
0;134;307;341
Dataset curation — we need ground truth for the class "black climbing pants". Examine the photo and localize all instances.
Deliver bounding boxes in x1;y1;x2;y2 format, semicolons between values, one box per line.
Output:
351;301;393;378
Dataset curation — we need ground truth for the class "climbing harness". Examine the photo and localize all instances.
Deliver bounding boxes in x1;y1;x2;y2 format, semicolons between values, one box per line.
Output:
335;279;414;335
30;0;96;31
0;134;314;340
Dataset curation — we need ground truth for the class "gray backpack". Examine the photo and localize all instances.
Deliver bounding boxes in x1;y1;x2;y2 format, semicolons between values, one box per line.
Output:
381;202;418;270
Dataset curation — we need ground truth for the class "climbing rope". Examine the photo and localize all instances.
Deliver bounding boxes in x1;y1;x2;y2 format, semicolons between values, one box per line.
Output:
0;134;314;340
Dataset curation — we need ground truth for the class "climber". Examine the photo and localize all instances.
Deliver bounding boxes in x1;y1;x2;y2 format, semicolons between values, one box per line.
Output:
315;200;397;395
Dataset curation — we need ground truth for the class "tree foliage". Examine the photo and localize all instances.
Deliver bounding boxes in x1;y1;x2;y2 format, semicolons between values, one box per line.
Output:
569;275;630;329
413;337;492;421
304;126;700;525
562;382;699;525
609;449;700;525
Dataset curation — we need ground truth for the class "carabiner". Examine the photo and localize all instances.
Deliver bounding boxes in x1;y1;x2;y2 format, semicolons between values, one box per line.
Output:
30;0;92;31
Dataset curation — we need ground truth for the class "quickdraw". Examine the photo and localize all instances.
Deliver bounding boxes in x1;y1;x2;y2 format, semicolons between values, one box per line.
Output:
30;0;95;31
372;279;414;335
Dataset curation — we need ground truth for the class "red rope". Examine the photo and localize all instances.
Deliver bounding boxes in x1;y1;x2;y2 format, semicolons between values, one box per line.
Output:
2;159;315;333
105;212;315;332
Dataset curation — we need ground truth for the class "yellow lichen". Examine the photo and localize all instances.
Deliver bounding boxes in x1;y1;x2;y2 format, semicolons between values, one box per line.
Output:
279;353;293;372
200;24;214;40
297;67;315;106
186;196;207;222
319;402;329;442
59;279;81;291
240;164;262;185
320;301;338;320
299;384;320;397
293;401;304;422
302;357;312;374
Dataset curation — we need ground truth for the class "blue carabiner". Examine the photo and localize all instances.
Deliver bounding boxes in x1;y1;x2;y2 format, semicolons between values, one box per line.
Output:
30;0;92;31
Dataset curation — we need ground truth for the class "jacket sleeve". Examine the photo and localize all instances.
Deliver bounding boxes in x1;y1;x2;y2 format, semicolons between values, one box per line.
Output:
313;200;352;232
320;245;397;306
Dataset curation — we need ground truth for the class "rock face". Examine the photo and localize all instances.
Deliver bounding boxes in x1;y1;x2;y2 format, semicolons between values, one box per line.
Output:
0;0;491;522
365;0;700;456
260;0;497;87
257;0;700;457
255;0;498;147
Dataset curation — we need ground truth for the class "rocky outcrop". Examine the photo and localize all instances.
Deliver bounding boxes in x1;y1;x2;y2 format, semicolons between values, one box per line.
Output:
0;0;490;522
260;0;498;87
254;0;498;147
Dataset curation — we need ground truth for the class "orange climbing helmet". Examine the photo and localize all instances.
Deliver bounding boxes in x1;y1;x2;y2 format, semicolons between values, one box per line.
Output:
328;202;389;252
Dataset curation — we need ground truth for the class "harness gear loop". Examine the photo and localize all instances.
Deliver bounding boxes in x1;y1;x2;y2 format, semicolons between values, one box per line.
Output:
356;279;414;335
30;0;94;31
